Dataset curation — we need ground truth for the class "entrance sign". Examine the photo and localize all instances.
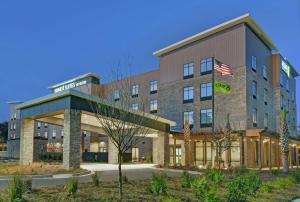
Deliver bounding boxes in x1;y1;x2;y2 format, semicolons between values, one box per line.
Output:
53;79;87;93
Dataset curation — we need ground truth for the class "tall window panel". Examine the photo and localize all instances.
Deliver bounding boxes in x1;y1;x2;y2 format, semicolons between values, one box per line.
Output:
183;86;194;103
132;103;138;111
200;83;212;100
183;111;194;128
200;109;212;128
183;63;194;79
114;89;120;101
252;108;257;127
251;56;257;72
150;100;158;113
264;113;269;128
150;80;158;94
252;80;257;99
132;85;139;98
263;88;268;105
263;65;267;80
200;58;213;75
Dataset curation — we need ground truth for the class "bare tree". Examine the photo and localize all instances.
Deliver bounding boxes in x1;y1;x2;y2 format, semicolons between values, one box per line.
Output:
90;63;154;198
212;114;236;169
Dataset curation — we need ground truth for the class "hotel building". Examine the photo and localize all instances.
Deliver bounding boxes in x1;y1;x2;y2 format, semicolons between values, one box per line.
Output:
7;14;299;169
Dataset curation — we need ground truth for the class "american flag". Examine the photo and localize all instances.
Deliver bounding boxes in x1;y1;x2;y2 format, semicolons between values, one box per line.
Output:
214;59;233;76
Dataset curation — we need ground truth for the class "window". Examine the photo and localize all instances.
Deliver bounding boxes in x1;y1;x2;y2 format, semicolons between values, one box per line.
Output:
251;56;257;72
114;90;120;101
291;91;295;102
132;85;139;98
52;130;56;139
252;81;257;99
150;100;158;113
44;131;48;138
286;79;289;91
264;113;269;128
200;109;213;127
183;111;194;128
183;63;194;79
263;65;267;80
99;141;107;152
132;103;138;111
280;95;284;110
44;123;48;128
200;58;213;75
200;83;212;100
150;80;158;94
37;122;41;129
13;123;16;131
132;148;139;162
37;132;41;137
183;86;194;103
252;108;257;127
13;113;17;120
263;88;268;105
61;130;64;138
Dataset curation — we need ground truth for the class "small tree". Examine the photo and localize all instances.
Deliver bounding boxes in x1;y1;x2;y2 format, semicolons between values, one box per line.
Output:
280;110;289;174
90;65;154;199
212;114;236;169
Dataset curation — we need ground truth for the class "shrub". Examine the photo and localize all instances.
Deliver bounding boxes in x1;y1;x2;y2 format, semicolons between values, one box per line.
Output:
181;171;195;188
191;177;209;199
273;177;293;189
149;174;167;196
91;173;99;187
162;196;181;202
206;169;225;186
8;175;25;201
225;172;261;202
66;177;78;195
271;169;279;177
260;182;273;193
289;171;300;184
204;189;220;202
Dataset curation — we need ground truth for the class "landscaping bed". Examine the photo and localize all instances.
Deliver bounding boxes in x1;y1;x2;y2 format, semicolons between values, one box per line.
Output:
0;162;86;176
0;168;300;201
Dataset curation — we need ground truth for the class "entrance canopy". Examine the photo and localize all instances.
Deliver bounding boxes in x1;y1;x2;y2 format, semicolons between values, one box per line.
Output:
16;89;175;134
16;89;175;169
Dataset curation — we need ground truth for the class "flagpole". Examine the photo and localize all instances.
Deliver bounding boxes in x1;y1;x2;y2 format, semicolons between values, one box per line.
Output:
212;57;215;167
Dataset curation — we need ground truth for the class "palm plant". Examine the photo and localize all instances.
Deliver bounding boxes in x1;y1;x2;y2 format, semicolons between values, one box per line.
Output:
280;110;289;174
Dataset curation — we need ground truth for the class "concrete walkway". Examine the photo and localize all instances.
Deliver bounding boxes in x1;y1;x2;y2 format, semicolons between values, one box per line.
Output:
0;163;201;190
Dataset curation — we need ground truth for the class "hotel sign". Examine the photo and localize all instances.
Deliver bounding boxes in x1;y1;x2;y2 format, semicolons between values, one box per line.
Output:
281;60;290;77
53;79;87;93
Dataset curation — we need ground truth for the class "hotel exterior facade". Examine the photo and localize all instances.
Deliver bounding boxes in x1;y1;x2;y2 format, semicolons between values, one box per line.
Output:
7;14;299;169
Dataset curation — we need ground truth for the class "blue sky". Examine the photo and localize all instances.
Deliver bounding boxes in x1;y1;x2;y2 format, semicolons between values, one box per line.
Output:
0;0;299;126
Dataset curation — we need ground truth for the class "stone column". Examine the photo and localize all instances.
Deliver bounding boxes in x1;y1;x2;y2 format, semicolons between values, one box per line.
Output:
108;138;118;164
20;119;35;165
63;109;81;169
153;132;169;166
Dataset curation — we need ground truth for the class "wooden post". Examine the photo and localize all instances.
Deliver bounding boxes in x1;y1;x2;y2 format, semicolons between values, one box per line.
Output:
173;138;176;166
277;138;280;170
258;135;262;170
244;137;248;167
269;137;272;170
296;146;299;169
240;136;244;166
204;135;207;165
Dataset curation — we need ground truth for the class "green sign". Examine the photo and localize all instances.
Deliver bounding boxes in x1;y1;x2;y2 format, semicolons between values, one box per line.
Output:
214;81;231;94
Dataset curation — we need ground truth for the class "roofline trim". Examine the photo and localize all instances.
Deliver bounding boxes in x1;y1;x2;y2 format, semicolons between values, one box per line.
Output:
153;13;278;57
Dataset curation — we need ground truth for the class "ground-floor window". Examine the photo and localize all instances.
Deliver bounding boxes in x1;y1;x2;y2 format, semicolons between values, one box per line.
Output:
230;141;241;166
99;141;107;152
169;145;182;165
195;141;204;165
132;147;139;162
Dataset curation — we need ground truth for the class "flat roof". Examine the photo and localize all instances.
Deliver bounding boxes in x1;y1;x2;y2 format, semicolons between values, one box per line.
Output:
48;73;100;90
153;13;278;57
16;89;176;127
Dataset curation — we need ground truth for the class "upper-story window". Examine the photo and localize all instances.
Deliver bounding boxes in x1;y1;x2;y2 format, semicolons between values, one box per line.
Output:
114;90;120;101
150;100;158;113
13;113;17;120
37;132;41;137
183;63;194;79
44;131;48;138
200;109;213;128
150;80;158;94
61;130;64;138
200;58;213;75
252;108;257;127
286;79;289;91
264;113;269;128
252;80;257;99
132;103;138;111
52;130;56;139
183;86;194;103
183;111;194;128
132;85;139;98
262;65;267;80
251;56;257;72
263;88;268;105
200;83;212;101
37;122;41;129
291;91;295;102
13;123;16;130
44;123;48;128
